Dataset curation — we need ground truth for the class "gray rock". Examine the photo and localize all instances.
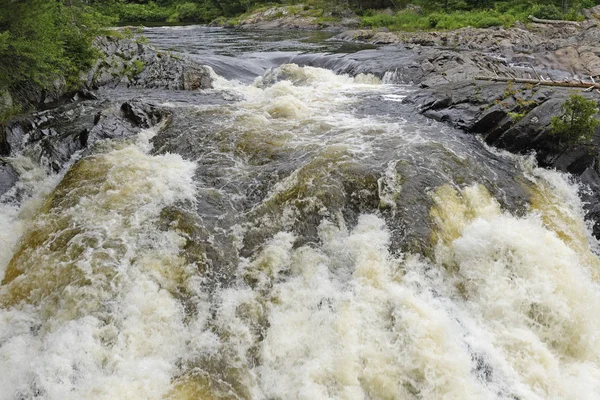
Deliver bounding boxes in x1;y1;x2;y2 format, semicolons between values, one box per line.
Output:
0;160;18;197
88;99;172;146
1;99;171;174
406;80;600;236
88;36;213;91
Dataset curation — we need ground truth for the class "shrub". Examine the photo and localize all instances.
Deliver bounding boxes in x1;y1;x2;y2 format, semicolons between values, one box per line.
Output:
532;4;562;20
118;2;172;22
475;16;503;28
362;10;429;31
550;94;600;144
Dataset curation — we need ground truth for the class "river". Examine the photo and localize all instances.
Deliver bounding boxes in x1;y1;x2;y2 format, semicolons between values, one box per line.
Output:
1;26;600;400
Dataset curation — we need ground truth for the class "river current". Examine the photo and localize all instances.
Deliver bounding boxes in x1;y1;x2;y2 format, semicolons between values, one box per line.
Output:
1;26;600;400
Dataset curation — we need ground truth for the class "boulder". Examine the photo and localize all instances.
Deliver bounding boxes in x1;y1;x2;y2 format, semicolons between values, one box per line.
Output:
0;160;18;197
88;99;172;146
87;36;214;91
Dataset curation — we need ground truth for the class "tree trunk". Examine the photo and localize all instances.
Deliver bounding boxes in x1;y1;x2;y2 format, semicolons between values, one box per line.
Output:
528;15;580;27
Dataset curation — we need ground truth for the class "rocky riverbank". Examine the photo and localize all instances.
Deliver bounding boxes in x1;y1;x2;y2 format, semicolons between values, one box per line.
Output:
336;7;600;84
0;34;213;197
404;81;600;235
356;7;600;236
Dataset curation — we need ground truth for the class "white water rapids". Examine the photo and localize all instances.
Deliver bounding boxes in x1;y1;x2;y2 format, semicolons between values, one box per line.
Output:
1;63;600;400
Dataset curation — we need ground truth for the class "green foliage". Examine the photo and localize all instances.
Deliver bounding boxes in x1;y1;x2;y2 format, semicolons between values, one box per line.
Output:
362;11;429;30
362;8;515;30
358;0;600;31
117;1;174;22
125;59;146;78
532;4;562;19
508;111;525;122
91;0;600;26
0;0;109;101
550;94;600;144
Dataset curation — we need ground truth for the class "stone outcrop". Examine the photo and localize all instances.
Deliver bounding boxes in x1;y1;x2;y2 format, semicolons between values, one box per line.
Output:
3;35;213;117
217;4;359;31
405;81;600;236
87;35;213;90
383;47;530;87
0;99;171;196
337;9;600;82
0;34;212;197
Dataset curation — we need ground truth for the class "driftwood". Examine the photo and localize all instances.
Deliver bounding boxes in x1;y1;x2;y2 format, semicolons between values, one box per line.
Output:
475;76;600;90
528;15;581;27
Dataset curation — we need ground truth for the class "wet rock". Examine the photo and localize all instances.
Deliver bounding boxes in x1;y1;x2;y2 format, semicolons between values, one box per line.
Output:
120;99;171;129
407;80;600;236
0;160;18;196
88;99;172;145
1;103;91;158
1;99;171;173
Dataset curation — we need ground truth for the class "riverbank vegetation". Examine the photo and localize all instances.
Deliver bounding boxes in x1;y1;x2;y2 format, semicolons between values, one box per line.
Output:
551;94;600;144
2;0;600;123
90;0;600;27
360;1;596;30
0;0;112;121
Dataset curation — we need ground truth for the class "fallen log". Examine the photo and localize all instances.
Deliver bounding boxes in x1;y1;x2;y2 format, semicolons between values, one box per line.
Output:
475;76;600;90
528;15;581;27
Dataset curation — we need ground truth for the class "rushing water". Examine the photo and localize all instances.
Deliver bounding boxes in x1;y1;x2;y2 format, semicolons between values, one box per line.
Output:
1;26;600;400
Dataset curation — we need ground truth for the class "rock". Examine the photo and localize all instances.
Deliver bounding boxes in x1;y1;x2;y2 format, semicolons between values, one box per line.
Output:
88;99;172;146
1;99;171;173
0;160;18;197
582;19;598;30
406;80;600;236
371;32;401;44
334;30;375;42
120;99;172;129
339;17;360;29
88;36;213;91
405;5;423;14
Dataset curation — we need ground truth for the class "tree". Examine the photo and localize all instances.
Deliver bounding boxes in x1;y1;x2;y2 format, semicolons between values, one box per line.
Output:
550;94;600;144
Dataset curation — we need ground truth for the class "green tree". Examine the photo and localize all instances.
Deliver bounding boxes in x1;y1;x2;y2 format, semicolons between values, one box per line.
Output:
550;94;600;144
0;0;106;90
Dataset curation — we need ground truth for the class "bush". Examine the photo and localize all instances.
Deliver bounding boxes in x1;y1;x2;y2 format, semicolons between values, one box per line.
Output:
362;10;429;31
118;2;172;22
475;16;503;28
0;1;107;92
550;94;600;144
532;4;562;20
